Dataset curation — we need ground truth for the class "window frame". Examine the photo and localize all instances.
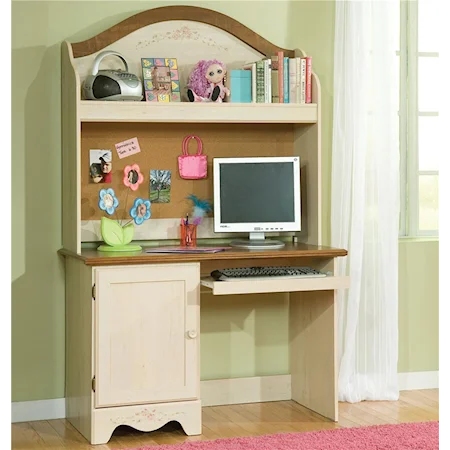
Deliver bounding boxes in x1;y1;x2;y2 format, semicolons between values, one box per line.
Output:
399;0;439;238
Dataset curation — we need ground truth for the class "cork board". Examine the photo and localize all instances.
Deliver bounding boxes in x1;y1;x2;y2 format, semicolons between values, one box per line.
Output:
81;122;295;221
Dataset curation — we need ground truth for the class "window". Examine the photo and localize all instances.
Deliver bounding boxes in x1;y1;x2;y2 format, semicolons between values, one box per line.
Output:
399;0;439;237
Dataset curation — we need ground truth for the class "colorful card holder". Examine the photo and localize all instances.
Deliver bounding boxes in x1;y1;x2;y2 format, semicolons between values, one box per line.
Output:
178;135;207;180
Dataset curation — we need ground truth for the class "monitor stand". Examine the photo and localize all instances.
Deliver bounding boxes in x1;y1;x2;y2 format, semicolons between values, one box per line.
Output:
230;232;286;250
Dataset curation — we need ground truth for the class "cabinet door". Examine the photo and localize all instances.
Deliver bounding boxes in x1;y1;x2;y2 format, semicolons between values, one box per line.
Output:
94;263;200;408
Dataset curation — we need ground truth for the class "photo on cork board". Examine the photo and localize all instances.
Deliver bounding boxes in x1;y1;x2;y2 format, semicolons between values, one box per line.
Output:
150;170;171;203
127;169;139;185
90;150;112;184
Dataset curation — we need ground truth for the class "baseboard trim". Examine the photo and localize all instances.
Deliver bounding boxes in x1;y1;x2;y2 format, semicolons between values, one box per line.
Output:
12;371;438;423
11;375;291;423
11;398;66;423
398;371;439;391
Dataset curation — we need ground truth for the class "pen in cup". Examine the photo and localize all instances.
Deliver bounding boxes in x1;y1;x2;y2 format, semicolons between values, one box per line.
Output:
180;220;197;247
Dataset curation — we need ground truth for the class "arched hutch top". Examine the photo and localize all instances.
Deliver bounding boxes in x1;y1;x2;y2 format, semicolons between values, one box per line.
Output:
62;5;322;253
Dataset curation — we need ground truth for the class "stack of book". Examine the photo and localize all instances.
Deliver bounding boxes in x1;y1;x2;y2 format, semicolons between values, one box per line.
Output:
242;52;313;104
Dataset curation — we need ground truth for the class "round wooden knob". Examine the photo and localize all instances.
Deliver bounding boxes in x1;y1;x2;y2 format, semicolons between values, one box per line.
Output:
187;330;198;339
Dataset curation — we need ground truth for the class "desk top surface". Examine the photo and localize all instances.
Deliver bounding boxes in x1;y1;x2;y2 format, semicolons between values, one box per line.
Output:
59;243;348;266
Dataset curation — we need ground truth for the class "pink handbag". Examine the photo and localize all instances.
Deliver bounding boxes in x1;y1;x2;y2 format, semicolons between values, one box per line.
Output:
178;135;207;180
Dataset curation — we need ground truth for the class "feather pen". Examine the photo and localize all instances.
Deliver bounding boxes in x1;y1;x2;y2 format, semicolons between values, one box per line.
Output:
186;194;212;225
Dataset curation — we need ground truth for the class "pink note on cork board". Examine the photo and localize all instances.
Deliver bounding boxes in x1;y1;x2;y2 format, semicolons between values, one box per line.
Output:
115;137;141;159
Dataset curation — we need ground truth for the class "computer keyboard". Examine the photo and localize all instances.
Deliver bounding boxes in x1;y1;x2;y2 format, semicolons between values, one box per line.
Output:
210;266;326;281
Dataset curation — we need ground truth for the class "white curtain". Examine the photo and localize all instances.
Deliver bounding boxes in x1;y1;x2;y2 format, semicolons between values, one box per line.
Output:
332;0;400;402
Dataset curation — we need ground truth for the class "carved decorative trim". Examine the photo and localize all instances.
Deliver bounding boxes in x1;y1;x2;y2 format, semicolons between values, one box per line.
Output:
71;5;295;58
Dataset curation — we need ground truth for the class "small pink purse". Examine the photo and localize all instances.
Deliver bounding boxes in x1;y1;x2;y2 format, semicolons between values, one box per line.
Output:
178;135;207;180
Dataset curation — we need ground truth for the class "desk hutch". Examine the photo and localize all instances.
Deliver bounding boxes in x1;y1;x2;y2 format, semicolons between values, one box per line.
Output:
60;6;349;445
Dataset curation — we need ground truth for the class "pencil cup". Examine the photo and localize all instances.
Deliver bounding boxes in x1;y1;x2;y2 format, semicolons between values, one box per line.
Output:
180;224;197;247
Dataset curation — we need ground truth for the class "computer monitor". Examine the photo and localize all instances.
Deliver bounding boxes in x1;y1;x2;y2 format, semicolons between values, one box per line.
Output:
213;156;301;249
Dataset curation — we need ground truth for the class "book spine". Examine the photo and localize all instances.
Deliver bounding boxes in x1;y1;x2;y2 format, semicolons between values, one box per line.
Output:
289;58;297;103
271;69;279;103
251;63;256;103
264;59;268;103
271;56;279;103
283;57;289;103
300;57;306;104
264;59;272;103
271;56;279;71
243;63;257;103
255;60;265;103
305;56;312;103
277;51;284;103
295;57;301;103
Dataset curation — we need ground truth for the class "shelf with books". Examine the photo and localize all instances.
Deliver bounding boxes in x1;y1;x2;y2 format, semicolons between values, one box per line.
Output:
78;100;318;124
242;53;313;105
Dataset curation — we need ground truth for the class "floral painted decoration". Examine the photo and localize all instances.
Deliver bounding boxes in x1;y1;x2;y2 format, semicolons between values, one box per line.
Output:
130;198;152;225
123;164;144;191
98;188;119;215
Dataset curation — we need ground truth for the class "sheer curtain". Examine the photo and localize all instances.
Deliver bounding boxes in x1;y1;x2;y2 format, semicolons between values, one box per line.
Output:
331;0;400;402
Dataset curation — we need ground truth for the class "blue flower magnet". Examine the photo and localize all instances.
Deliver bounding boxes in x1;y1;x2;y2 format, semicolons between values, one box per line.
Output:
130;198;151;225
98;188;119;215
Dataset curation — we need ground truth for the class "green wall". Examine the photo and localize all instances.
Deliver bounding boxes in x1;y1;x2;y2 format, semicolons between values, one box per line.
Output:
398;239;439;372
11;1;438;402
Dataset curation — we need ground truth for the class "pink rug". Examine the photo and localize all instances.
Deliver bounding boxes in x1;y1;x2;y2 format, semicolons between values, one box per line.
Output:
120;421;438;449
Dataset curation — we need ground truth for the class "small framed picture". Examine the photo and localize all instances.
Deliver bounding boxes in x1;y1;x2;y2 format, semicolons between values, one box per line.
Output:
150;170;171;203
90;150;112;184
141;58;180;102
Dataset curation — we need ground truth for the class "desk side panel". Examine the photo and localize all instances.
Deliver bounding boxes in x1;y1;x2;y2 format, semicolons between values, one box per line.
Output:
289;289;337;421
294;57;321;245
65;257;93;441
62;41;81;253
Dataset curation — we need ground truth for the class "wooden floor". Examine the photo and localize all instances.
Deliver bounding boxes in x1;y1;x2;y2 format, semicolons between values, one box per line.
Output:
12;389;439;449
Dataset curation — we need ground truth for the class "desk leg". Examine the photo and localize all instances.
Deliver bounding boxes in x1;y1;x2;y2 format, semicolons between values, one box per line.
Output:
289;290;337;421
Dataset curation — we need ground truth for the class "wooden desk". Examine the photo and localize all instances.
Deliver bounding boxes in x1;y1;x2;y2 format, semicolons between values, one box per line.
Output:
60;5;343;444
60;243;349;444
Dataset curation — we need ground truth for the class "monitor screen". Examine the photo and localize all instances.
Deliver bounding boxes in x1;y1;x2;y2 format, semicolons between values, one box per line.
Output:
213;157;301;233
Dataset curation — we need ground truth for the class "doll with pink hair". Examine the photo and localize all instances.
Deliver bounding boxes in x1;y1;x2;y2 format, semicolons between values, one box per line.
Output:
186;59;230;103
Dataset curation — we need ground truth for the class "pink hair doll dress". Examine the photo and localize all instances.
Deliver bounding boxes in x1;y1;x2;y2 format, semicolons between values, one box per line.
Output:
187;59;230;103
